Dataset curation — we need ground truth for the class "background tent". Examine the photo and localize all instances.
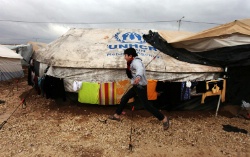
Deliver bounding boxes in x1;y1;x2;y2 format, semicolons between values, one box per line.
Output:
33;28;222;92
0;45;24;81
5;42;47;66
27;41;47;53
145;19;250;67
170;19;250;52
5;44;32;66
144;19;250;105
27;42;48;77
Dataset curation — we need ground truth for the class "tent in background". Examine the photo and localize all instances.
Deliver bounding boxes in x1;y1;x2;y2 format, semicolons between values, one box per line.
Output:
170;19;250;52
144;18;250;105
0;45;24;81
27;42;48;77
5;42;47;66
151;19;250;67
5;44;32;66
27;41;47;53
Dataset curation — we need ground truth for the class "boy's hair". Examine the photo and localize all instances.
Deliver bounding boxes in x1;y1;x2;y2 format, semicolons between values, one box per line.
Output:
124;48;138;57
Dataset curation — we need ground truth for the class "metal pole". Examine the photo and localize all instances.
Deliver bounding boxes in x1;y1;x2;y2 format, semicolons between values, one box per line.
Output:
178;16;185;31
215;94;221;117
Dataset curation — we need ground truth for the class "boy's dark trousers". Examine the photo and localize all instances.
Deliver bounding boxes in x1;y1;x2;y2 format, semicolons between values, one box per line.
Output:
115;85;164;121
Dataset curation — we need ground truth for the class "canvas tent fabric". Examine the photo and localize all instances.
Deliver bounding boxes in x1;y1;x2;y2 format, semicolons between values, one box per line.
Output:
158;30;195;43
169;19;250;52
0;45;24;81
7;44;33;66
143;31;221;66
144;28;250;67
172;19;250;42
27;41;47;53
34;28;222;92
6;42;47;66
34;28;222;72
46;66;220;93
143;19;250;105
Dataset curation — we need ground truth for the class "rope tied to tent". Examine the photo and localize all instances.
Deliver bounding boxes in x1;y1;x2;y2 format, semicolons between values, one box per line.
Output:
144;52;160;68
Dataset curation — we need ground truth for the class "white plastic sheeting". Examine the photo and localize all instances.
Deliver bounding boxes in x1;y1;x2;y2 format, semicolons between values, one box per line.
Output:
0;45;24;81
33;28;223;92
34;28;222;72
46;66;220;92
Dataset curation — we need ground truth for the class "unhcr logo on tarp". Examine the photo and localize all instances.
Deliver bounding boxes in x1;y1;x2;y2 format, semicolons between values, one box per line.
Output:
107;32;157;52
114;32;145;43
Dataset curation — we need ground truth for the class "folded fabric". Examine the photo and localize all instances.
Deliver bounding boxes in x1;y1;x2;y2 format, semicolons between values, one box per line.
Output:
99;82;117;105
78;82;100;104
147;79;158;100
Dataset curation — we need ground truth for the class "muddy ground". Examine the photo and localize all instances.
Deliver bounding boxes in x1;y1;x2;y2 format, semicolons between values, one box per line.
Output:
0;74;249;157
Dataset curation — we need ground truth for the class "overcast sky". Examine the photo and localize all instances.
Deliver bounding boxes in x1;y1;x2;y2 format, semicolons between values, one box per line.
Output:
0;0;249;44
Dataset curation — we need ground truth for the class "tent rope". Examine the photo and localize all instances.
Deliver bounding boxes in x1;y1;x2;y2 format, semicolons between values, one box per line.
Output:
0;86;34;130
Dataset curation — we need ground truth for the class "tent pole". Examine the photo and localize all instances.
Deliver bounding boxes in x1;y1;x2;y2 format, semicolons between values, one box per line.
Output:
215;94;221;116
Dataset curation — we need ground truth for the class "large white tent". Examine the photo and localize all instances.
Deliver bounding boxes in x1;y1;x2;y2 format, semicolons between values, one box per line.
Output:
0;45;24;81
34;28;223;92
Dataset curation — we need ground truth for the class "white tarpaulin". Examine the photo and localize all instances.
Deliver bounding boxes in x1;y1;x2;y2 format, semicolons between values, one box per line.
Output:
0;45;24;81
34;28;222;92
